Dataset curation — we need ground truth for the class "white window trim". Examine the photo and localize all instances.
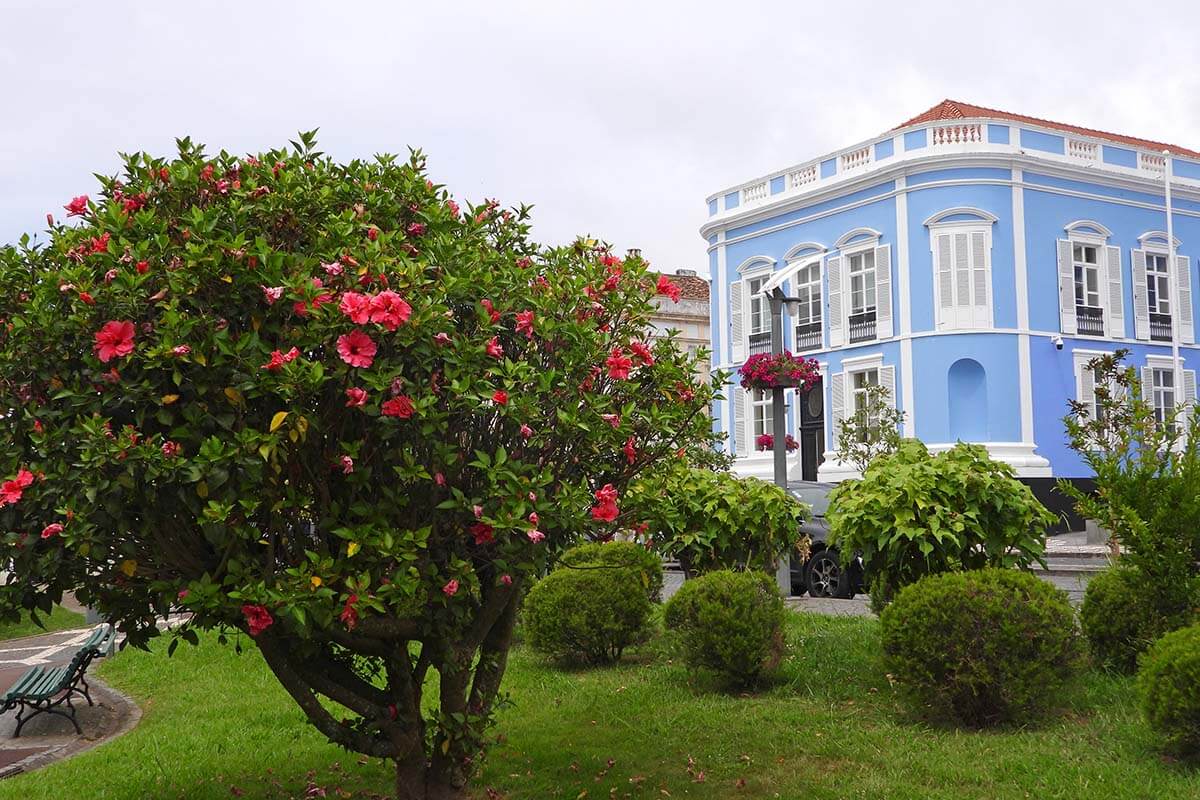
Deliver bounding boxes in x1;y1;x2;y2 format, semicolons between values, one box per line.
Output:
744;269;772;338
929;220;995;330
842;242;877;317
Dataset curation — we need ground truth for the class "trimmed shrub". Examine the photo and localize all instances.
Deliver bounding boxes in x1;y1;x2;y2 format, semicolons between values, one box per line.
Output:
524;564;652;664
664;570;785;687
1138;624;1200;755
1080;565;1170;672
829;441;1053;612
881;568;1082;726
560;541;664;602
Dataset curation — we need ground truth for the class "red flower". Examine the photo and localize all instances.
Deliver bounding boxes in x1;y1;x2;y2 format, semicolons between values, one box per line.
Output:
90;232;110;255
469;522;494;545
104;269;118;284
369;291;412;330
624;437;637;465
339;595;359;630
515;310;535;339
606;348;632;380
367;227;379;241
200;163;214;181
241;604;274;636
41;523;63;539
629;340;655;366
590;483;620;522
447;200;460;217
78;291;95;306
262;285;284;305
519;423;533;439
0;471;31;507
407;222;427;237
345;387;368;407
655;274;681;303
321;261;344;277
601;413;620;428
492;390;508;406
93;321;136;363
442;579;459;596
527;529;545;543
434;471;446;486
337;330;377;368
172;345;191;357
64;195;88;217
339;455;354;474
381;395;415;418
339;292;372;323
433;332;451;346
529;512;540;526
261;347;300;371
486;337;504;359
161;441;182;458
480;299;501;323
135;260;150;275
501;574;513;586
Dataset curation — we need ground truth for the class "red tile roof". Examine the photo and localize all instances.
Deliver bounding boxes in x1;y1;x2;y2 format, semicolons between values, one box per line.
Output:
895;99;1200;159
655;272;709;301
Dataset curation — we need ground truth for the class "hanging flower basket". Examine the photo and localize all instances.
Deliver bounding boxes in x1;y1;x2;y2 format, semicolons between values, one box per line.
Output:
756;433;799;452
738;351;820;391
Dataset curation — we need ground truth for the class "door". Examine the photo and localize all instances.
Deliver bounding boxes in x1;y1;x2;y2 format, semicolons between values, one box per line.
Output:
797;378;824;482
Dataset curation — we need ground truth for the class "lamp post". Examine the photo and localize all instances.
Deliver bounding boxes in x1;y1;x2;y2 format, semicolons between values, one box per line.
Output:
768;287;798;594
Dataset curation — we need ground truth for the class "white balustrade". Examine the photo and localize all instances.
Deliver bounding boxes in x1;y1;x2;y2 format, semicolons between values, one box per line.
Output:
841;146;871;171
788;164;818;188
1139;152;1166;174
1067;139;1098;161
741;181;769;204
931;123;984;145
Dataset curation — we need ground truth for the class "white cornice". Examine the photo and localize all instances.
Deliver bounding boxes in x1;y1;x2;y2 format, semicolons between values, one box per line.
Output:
923;206;999;226
1065;219;1114;237
699;149;1200;241
783;241;827;261
834;227;883;248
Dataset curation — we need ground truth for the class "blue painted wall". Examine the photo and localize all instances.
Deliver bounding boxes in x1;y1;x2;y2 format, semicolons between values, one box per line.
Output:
911;334;1021;443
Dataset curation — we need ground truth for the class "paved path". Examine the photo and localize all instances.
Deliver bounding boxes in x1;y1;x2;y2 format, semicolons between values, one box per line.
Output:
0;627;138;779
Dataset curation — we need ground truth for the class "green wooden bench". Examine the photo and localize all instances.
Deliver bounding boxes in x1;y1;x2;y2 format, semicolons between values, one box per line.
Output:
1;623;117;737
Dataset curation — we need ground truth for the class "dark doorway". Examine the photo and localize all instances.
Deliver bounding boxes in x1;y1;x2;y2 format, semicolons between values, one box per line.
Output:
797;378;824;482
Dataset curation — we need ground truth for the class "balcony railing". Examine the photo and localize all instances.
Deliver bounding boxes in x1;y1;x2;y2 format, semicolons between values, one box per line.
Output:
1151;312;1173;342
848;310;877;343
748;331;772;356
794;322;822;352
1076;305;1105;336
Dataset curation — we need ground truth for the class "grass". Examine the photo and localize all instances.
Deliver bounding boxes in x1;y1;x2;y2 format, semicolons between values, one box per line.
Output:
6;612;1198;800
0;605;86;641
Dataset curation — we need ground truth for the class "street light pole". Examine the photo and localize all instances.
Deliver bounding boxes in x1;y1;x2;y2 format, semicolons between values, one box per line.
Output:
768;289;791;594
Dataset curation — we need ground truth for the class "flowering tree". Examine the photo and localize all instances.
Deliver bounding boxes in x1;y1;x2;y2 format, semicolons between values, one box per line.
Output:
0;133;717;799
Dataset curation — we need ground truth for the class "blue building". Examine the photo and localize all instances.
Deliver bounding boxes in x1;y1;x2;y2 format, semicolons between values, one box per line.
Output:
703;100;1200;494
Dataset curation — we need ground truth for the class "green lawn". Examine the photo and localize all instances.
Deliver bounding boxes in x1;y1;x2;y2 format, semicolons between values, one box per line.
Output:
0;605;86;641
8;612;1198;800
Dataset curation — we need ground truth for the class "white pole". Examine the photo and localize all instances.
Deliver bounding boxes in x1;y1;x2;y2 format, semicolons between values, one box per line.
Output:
1164;150;1184;426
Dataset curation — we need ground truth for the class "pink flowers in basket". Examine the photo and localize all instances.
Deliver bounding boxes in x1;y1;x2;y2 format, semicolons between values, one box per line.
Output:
738;351;819;391
755;433;799;452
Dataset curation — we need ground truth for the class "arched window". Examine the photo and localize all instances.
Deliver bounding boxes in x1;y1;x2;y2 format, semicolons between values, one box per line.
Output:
924;207;997;330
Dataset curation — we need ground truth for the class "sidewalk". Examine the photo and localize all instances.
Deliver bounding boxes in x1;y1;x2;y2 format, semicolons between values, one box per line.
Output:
0;626;139;778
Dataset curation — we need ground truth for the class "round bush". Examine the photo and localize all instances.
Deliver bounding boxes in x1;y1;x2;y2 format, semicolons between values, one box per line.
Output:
881;568;1082;725
1138;624;1200;755
560;541;664;603
523;565;651;664
664;570;785;687
1081;565;1168;673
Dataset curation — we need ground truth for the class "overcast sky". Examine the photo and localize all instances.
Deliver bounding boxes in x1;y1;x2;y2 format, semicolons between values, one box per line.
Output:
3;1;1199;276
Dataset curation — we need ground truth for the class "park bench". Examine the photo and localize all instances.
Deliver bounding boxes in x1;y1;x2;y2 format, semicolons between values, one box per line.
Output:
0;623;117;737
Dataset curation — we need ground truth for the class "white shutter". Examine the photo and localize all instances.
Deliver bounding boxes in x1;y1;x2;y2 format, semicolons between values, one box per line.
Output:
935;233;953;325
971;230;991;327
1142;366;1154;403
954;232;971;328
1132;249;1150;340
827;256;843;346
733;386;749;457
1058;239;1077;334
874;244;893;339
880;365;896;413
1075;356;1096;418
830;371;845;443
1105;245;1125;338
730;280;746;363
1182;369;1197;433
1177;255;1194;344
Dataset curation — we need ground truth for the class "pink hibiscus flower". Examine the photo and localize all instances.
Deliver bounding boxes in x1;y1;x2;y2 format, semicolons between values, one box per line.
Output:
605;348;632;380
339;292;372;324
93;321;136;363
381;395;415;418
345;387;368;407
337;330;377;368
369;291;412;331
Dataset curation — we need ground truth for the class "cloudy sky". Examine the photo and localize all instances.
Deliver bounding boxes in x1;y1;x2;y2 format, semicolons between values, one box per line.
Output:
2;1;1199;275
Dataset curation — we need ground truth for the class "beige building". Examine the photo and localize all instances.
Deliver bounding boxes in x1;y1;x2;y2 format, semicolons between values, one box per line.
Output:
649;269;710;384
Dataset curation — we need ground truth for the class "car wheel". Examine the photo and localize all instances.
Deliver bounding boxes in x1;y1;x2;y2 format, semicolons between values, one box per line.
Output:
806;550;845;598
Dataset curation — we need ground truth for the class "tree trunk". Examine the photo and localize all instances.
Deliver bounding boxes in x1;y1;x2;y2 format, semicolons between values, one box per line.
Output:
394;756;467;800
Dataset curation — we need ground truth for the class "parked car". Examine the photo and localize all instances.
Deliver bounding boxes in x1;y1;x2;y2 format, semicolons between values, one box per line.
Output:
786;481;864;599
